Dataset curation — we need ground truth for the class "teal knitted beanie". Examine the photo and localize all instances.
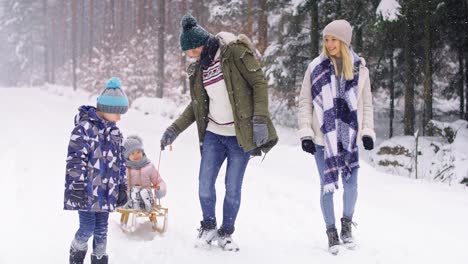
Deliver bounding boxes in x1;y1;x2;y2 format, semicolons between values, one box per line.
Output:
96;77;129;114
179;14;210;51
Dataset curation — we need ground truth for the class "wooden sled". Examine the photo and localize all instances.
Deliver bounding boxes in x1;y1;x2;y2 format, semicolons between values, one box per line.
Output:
117;199;168;233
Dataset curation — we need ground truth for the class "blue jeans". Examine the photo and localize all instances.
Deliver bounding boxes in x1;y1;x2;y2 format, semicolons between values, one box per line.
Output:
199;131;251;235
314;145;358;230
72;211;109;256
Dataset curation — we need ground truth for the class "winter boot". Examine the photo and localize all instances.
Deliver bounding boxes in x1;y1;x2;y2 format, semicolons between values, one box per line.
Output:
326;227;340;255
69;243;87;264
340;217;356;249
217;228;239;252
129;186;141;210
139;188;154;213
195;221;218;248
91;254;108;264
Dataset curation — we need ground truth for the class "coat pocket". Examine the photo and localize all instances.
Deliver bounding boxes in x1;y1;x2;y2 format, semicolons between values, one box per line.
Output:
240;50;261;72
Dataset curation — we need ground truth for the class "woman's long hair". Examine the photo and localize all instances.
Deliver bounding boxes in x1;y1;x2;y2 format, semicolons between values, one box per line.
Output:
322;40;354;80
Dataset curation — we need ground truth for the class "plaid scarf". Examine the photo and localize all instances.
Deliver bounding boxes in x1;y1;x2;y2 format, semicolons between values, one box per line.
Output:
310;51;361;193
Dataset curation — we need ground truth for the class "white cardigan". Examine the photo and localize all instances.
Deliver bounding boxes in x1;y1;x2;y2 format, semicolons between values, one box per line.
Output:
297;55;376;146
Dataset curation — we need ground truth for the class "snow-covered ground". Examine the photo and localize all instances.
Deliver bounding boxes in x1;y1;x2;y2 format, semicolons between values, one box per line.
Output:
1;87;467;264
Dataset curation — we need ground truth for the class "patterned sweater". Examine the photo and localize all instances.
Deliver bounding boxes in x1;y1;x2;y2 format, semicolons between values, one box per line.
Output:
203;50;236;136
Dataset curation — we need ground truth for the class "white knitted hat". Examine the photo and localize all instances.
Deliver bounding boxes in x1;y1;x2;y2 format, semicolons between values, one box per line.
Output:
322;20;353;47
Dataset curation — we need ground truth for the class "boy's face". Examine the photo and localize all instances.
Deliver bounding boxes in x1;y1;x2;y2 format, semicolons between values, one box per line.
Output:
101;112;121;122
129;149;143;161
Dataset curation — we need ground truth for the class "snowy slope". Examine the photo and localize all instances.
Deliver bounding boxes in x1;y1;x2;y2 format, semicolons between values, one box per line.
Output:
0;87;467;264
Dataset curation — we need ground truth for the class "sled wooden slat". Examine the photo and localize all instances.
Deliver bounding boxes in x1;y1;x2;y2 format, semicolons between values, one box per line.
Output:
117;200;168;234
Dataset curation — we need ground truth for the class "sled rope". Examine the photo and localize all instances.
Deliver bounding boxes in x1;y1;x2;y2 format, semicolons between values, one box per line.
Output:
157;149;162;172
151;149;163;211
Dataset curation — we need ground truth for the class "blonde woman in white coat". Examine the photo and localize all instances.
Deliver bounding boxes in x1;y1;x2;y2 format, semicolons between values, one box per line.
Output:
297;20;375;255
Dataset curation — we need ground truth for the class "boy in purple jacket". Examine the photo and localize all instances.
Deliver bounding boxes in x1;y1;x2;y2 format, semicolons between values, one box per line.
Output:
64;77;129;264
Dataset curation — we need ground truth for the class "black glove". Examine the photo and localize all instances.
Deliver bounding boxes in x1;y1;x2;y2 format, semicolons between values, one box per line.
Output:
116;187;128;207
252;116;269;147
69;183;86;208
160;126;178;150
301;139;316;155
362;136;374;150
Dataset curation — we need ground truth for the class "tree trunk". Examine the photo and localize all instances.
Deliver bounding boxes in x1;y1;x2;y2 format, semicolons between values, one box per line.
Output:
43;0;49;83
134;0;138;32
310;0;319;58
355;27;363;53
111;0;115;33
465;0;468;121
164;0;170;35
257;0;268;55
60;1;67;66
389;38;395;138
71;0;77;91
192;0;206;26
150;0;158;29
137;0;145;33
354;1;364;53
50;2;56;83
120;0;125;39
244;0;254;39
88;0;94;62
423;3;433;136
404;2;415;135
145;0;151;29
459;45;465;119
79;0;85;58
156;0;166;98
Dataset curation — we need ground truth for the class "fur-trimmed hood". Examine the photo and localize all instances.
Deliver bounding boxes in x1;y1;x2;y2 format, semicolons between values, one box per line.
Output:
187;32;257;77
216;31;256;53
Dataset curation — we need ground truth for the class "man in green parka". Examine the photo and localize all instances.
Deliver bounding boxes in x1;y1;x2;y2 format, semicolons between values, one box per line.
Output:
160;14;278;251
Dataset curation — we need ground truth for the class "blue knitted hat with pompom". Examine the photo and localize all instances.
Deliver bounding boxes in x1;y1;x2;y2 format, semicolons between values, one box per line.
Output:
96;77;129;114
179;14;210;51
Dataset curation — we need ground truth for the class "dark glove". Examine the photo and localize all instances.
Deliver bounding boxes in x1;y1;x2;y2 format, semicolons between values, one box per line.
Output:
362;135;374;150
252;116;269;147
160;126;178;150
301;138;316;155
116;187;128;207
69;183;86;208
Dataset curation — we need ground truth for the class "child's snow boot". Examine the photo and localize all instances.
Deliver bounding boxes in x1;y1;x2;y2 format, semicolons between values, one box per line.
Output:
91;254;108;264
139;188;154;213
129;186;141;210
326;227;340;255
69;244;87;264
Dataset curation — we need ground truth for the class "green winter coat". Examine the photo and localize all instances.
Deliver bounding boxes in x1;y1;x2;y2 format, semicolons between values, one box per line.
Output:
170;32;278;156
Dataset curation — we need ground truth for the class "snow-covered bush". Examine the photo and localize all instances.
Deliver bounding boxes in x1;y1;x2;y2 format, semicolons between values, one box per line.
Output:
371;120;468;186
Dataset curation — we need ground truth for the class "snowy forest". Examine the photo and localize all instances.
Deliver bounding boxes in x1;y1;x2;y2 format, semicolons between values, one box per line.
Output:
1;1;468;263
1;0;467;132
